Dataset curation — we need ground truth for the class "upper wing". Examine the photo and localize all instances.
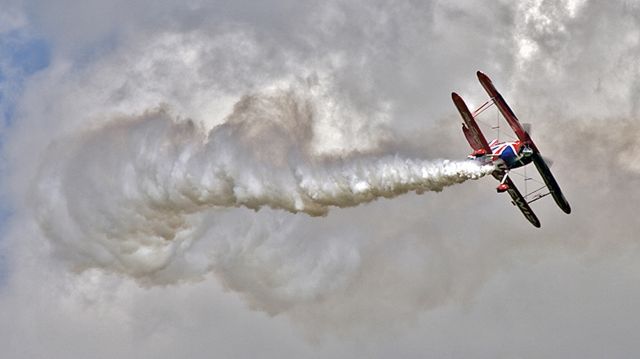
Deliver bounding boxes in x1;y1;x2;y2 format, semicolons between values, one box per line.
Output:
452;92;491;154
476;71;536;149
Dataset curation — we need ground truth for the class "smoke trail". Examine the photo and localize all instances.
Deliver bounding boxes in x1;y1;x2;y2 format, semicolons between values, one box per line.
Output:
31;85;492;279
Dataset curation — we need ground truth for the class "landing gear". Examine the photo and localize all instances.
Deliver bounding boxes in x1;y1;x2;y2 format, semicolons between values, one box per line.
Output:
472;148;487;157
497;183;509;193
496;171;510;193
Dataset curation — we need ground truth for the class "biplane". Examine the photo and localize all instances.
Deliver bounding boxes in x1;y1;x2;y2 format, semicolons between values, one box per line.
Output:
452;71;571;227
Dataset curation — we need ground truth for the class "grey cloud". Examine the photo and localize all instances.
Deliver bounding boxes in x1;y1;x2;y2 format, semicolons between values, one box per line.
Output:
2;1;640;358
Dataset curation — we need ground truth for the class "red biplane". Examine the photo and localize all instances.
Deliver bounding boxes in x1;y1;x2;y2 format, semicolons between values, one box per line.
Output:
452;71;571;227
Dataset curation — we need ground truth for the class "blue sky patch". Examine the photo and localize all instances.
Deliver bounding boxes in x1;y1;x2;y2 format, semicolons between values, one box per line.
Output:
2;30;50;75
1;30;51;126
0;30;51;287
0;30;51;125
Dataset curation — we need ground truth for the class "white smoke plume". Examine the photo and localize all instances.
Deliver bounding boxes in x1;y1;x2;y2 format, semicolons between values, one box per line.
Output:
31;83;492;281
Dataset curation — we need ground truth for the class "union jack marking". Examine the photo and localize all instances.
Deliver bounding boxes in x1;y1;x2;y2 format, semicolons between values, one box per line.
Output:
490;140;521;157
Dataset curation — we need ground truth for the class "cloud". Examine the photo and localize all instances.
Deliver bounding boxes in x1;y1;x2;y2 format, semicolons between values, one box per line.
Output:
2;0;640;358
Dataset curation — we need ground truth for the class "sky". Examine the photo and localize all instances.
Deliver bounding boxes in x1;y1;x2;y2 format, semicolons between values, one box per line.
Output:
1;0;640;358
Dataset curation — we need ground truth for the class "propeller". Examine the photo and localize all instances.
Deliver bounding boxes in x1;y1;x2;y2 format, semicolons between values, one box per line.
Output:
522;123;553;166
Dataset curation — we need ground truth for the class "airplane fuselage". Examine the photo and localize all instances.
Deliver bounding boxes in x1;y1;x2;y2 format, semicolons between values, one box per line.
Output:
469;139;534;170
489;139;534;169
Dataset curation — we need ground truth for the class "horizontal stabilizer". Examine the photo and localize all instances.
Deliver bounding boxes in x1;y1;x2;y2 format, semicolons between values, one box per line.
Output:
452;92;491;154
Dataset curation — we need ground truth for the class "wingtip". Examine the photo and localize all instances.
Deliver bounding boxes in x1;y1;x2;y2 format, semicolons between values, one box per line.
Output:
476;70;489;81
451;92;466;106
